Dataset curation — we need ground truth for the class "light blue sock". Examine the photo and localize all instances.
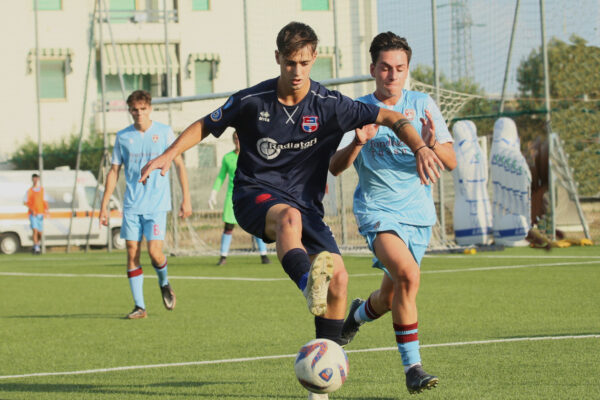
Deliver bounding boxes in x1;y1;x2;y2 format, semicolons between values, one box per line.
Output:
153;258;168;287
220;233;232;256
255;236;267;255
127;267;145;309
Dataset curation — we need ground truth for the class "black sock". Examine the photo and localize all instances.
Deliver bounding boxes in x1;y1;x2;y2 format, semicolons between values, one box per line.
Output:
281;248;311;289
315;316;345;345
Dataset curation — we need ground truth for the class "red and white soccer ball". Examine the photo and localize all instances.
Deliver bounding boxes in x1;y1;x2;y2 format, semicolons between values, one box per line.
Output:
294;338;349;394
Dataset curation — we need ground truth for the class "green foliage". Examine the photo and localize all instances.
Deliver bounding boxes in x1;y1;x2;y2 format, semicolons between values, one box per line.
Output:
10;134;106;175
517;35;600;196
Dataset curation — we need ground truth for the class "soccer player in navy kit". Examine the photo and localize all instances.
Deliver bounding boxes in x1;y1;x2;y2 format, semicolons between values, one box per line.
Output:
140;22;442;398
100;90;192;319
330;33;457;394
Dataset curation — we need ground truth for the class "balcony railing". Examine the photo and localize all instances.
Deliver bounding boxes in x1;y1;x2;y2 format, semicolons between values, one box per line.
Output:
98;9;178;24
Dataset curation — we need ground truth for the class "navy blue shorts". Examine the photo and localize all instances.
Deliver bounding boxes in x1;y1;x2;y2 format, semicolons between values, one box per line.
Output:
233;187;340;256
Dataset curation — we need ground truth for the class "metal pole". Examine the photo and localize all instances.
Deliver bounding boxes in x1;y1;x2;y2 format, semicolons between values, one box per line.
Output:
539;0;555;240
243;0;251;87
432;0;446;243
67;2;97;253
499;0;520;114
33;0;46;254
332;0;347;245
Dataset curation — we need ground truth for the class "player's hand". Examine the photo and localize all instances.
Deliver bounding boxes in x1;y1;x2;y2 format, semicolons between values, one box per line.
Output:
420;109;436;148
415;146;444;185
208;189;217;210
139;153;173;184
179;199;192;219
355;124;378;145
99;207;108;226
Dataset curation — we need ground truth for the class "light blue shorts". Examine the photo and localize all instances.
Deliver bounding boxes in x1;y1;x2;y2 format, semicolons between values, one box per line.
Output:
363;223;432;278
29;214;44;232
121;212;167;242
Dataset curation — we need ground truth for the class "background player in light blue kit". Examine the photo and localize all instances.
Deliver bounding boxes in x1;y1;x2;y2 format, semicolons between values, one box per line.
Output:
330;32;457;394
100;90;192;319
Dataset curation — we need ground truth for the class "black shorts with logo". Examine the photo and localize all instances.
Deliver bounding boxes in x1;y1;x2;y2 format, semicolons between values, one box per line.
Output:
233;186;340;256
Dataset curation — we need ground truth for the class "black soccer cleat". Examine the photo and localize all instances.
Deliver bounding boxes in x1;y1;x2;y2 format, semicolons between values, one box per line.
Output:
260;255;271;264
405;364;439;394
339;298;365;346
160;283;176;310
216;256;227;266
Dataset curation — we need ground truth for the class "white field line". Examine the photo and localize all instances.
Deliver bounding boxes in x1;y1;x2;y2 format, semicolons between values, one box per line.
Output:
0;334;598;380
1;260;599;281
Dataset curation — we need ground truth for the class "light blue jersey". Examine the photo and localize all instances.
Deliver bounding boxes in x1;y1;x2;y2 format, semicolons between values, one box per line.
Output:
344;90;453;231
112;121;175;214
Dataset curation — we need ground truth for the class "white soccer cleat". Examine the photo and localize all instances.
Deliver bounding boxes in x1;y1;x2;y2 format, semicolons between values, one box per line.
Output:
307;391;329;400
303;251;334;316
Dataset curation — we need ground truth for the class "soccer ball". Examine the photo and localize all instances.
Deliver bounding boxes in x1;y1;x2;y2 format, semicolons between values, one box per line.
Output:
294;338;349;394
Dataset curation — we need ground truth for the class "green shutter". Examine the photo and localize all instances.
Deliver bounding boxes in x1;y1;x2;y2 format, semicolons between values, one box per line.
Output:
40;60;66;99
101;74;152;101
195;61;213;94
301;0;329;11
192;0;209;11
35;0;61;10
311;57;333;82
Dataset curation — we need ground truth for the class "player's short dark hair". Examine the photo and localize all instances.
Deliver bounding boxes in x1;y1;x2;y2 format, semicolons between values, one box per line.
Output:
276;22;319;58
31;173;39;178
126;90;152;107
369;32;412;65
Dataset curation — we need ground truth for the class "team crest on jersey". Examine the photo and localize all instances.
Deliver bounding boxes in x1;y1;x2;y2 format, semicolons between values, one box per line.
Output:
301;116;319;133
152;134;158;143
210;108;223;122
404;109;416;121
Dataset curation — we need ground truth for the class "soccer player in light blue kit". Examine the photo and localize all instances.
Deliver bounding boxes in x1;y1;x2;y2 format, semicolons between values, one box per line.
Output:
330;32;457;394
100;90;192;319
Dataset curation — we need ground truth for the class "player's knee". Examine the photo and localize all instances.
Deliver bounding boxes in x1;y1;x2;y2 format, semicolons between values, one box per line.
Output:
397;266;420;290
277;207;302;231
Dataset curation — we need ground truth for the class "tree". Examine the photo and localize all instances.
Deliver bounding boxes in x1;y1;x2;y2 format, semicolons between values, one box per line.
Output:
11;134;106;176
516;35;600;196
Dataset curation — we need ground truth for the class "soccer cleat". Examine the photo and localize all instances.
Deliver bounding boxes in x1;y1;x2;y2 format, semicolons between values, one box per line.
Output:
216;256;227;266
405;364;439;394
126;306;147;319
339;298;365;346
307;391;329;400
160;283;176;310
261;255;271;264
302;251;334;316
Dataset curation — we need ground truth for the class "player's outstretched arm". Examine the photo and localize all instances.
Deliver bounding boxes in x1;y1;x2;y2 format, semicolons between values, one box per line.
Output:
99;164;121;226
376;108;444;185
329;124;378;176
173;154;192;218
140;119;208;184
420;109;457;171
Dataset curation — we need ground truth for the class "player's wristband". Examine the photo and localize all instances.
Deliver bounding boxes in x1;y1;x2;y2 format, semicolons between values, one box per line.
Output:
353;136;367;146
413;145;428;155
428;141;437;150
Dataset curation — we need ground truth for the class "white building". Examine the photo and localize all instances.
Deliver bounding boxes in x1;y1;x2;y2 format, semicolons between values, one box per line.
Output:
1;0;377;167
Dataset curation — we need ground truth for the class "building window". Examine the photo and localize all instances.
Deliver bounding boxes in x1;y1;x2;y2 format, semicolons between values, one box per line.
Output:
301;0;329;11
192;0;210;11
194;61;214;94
108;0;177;23
311;57;333;82
40;59;67;99
35;0;62;10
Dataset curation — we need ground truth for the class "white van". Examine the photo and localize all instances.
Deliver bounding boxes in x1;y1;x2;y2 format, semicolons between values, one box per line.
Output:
0;169;124;254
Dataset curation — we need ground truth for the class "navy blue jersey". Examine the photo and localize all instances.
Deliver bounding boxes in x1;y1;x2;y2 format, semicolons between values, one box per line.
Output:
203;78;380;215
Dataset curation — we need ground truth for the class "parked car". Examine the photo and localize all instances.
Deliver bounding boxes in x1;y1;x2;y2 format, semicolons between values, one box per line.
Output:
0;169;124;254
